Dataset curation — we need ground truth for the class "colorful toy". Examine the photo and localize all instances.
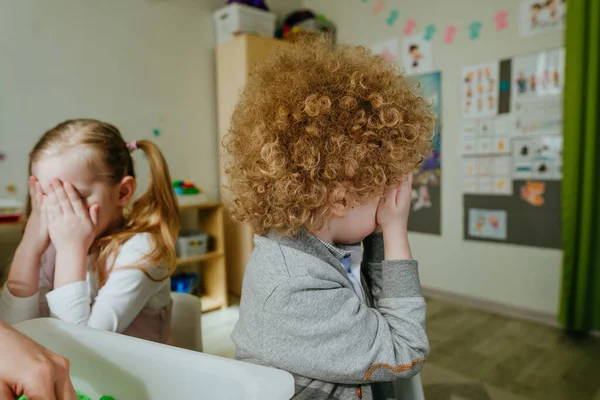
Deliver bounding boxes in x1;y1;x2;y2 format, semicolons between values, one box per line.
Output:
172;180;202;196
278;10;336;41
18;391;113;400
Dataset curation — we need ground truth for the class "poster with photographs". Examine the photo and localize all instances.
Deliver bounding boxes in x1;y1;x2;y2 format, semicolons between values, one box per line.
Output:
519;0;566;37
461;63;499;119
408;71;441;235
461;49;564;248
371;37;399;64
402;35;433;76
511;48;565;137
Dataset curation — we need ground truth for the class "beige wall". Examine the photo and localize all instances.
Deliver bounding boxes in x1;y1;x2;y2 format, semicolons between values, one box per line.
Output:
0;0;225;274
0;0;311;276
0;0;223;203
304;0;563;316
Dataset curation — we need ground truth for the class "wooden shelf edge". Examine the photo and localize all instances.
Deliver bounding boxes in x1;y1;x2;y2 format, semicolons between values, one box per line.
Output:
176;251;224;266
178;201;221;212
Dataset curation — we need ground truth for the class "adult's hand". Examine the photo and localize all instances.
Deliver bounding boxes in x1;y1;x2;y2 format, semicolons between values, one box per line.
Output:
0;321;77;400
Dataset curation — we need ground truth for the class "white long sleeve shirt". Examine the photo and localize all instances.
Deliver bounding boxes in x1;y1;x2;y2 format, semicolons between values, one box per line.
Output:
0;233;171;334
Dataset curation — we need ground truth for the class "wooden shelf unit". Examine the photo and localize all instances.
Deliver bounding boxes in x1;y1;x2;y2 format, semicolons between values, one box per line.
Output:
177;201;228;313
216;35;292;297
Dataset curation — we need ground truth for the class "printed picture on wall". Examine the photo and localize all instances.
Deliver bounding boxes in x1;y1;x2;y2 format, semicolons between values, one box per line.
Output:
461;62;499;119
407;71;441;235
468;209;508;240
520;0;566;37
402;35;433;76
511;48;565;137
371;37;399;64
520;181;546;206
410;72;441;186
512;135;563;180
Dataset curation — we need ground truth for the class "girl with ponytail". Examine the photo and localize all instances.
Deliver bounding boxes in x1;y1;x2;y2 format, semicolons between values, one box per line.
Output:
0;119;180;344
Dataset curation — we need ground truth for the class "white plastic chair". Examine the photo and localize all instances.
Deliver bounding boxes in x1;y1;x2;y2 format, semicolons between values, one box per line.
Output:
170;292;203;352
394;374;425;400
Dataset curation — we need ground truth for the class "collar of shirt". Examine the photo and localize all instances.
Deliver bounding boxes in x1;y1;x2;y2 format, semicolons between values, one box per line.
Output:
314;236;354;260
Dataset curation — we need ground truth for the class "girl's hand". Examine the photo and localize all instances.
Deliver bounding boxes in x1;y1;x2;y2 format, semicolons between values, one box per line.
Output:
376;175;413;234
21;177;50;256
46;179;99;256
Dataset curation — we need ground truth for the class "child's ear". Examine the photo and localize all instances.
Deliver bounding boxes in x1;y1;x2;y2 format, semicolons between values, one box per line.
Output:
116;176;136;206
329;191;351;217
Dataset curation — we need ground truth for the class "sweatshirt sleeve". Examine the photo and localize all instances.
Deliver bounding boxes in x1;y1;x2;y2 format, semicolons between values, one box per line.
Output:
261;259;428;384
362;233;385;304
45;269;160;332
45;234;167;332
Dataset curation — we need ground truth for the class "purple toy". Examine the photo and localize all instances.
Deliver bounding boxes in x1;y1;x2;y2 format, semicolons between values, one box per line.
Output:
227;0;269;11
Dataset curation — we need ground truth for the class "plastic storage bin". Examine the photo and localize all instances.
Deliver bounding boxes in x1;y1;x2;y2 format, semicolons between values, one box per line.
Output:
171;272;199;294
15;318;295;400
213;3;276;44
176;230;209;258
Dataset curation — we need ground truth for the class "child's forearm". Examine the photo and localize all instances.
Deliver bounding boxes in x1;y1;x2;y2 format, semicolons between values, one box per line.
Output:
382;229;413;261
53;250;87;288
5;242;43;297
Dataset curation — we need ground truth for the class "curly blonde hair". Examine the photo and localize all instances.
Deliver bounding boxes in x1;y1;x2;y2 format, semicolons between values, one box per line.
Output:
224;36;434;236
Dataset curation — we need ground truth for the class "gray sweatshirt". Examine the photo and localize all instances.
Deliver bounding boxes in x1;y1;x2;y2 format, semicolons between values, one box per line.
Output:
232;229;429;400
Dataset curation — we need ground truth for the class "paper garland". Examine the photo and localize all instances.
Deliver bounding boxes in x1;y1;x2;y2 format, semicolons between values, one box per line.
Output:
360;0;513;42
424;24;436;41
469;21;483;39
387;9;399;26
444;25;457;43
403;19;416;35
494;11;509;31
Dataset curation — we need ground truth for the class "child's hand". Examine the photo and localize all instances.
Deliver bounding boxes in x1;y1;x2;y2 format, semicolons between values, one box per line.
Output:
21;177;50;256
377;176;413;260
45;179;99;256
376;175;413;234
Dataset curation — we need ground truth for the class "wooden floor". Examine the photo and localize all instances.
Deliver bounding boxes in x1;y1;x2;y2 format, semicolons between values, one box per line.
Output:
201;297;600;400
423;298;600;400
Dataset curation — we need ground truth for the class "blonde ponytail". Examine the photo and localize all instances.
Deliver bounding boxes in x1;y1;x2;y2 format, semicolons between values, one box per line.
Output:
95;140;181;285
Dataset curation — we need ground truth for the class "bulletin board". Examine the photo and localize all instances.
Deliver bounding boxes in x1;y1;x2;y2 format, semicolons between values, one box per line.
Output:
408;72;442;235
306;0;567;315
460;48;564;248
366;0;565;248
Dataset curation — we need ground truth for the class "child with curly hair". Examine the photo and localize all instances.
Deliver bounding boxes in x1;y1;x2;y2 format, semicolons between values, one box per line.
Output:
225;36;434;400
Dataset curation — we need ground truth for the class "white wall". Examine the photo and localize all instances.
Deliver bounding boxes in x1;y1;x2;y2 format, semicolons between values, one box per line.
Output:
304;0;563;316
269;0;305;25
0;0;312;274
0;0;223;204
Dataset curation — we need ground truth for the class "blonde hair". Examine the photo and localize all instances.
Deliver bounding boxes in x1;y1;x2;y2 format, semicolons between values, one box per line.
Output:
224;36;434;236
28;119;180;284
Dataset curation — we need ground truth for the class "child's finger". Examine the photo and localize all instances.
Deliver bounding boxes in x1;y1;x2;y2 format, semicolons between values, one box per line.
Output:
41;196;49;225
385;186;398;206
29;177;41;208
46;189;62;218
63;182;87;219
51;180;72;214
34;182;43;207
28;176;36;198
89;204;99;227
